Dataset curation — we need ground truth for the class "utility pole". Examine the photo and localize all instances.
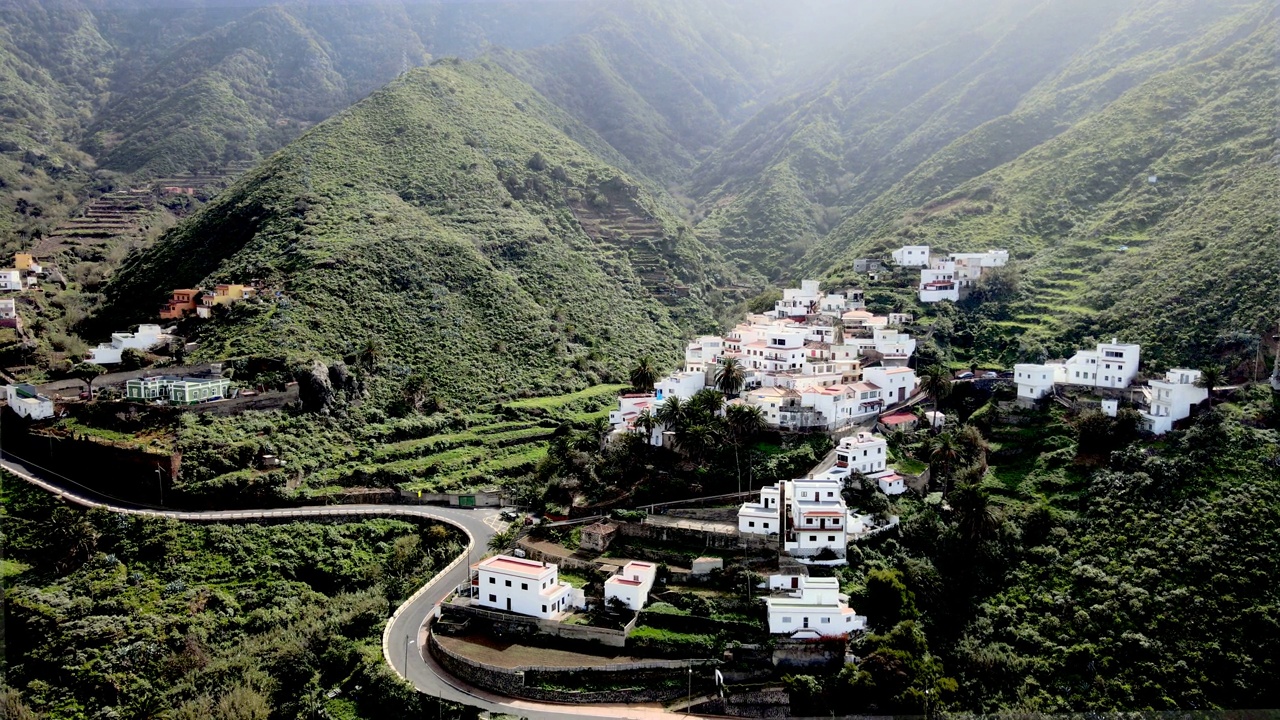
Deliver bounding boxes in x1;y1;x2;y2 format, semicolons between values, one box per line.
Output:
686;662;692;716
155;467;164;506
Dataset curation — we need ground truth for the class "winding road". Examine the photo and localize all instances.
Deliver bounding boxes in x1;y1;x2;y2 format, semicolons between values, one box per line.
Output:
0;451;705;719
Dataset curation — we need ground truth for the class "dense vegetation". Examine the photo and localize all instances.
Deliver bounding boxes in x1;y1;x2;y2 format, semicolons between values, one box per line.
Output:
0;472;475;719
786;387;1280;714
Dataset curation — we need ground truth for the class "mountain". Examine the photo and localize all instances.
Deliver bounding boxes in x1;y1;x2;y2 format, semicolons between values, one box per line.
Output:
687;0;1276;364
99;60;739;403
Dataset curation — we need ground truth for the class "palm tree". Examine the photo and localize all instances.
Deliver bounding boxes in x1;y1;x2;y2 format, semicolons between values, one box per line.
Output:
955;424;990;472
1197;364;1224;406
357;337;383;370
949;481;1002;545
629;356;659;392
687;388;726;419
920;364;953;429
725;404;767;493
927;432;962;494
634;408;657;441
655;396;686;434
714;357;746;398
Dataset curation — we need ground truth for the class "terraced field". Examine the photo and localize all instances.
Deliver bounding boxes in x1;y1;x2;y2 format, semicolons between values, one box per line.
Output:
305;384;625;496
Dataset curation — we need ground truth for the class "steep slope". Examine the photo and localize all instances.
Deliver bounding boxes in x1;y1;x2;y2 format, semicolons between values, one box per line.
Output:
811;3;1277;363
99;61;737;404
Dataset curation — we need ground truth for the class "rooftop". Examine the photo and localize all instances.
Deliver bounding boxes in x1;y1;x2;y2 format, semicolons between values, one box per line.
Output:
478;555;554;577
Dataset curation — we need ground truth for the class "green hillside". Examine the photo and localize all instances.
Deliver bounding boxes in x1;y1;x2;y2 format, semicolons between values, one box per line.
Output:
99;60;737;404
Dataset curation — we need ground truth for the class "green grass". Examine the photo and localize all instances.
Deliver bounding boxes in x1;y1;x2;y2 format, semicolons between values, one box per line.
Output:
506;384;627;410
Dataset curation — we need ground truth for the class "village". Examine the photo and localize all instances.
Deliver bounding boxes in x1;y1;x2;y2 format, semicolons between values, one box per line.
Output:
0;241;1249;713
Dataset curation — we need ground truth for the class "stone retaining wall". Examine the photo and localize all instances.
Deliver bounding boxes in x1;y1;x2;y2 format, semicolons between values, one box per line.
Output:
427;624;715;704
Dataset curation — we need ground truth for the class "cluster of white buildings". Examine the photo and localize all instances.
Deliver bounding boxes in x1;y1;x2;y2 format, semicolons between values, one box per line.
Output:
473;555;659;620
610;280;920;438
737;430;902;566
1;253;42;294
86;324;176;365
1014;339;1209;434
891;245;1010;303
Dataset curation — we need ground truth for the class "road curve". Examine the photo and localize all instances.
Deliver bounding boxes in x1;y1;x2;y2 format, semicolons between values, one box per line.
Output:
1;452;708;719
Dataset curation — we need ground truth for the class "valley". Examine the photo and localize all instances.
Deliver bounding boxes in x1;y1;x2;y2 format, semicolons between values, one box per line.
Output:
0;1;1278;718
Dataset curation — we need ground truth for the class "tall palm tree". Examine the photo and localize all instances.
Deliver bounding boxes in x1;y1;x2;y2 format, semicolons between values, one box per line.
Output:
1197;364;1224;406
714;357;746;398
629;356;659;392
920;364;953;429
725;404;767;493
955;424;990;472
949;481;1002;546
358;337;383;370
928;432;962;494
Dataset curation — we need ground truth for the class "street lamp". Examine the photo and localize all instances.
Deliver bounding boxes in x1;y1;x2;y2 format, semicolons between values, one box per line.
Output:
154;467;164;506
404;634;416;672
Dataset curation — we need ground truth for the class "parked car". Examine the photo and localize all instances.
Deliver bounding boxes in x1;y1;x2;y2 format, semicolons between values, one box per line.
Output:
956;371;974;379
499;510;519;521
983;371;998;378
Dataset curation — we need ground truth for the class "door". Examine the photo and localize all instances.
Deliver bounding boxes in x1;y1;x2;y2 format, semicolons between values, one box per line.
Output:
458;495;476;507
803;617;809;628
791;577;799;589
506;598;511;611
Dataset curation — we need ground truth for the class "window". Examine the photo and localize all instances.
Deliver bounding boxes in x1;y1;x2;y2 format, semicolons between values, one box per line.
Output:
489;577;495;584
505;580;511;587
809;535;817;541
488;594;496;602
542;605;547;613
542;581;547;589
782;617;792;623
828;535;836;542
521;583;528;590
748;521;756;528
763;522;770;529
846;616;852;623
821;617;830;624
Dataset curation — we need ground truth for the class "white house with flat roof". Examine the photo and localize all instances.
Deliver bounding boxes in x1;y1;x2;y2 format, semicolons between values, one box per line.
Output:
740;477;848;559
87;324;174;365
604;561;657;611
655;370;706;403
891;245;930;267
0;268;23;291
3;384;54;420
684;335;725;373
1064;339;1141;389
766;576;866;637
919;261;960;303
476;555;574;619
836;432;887;476
1014;363;1067;401
1141;368;1208;435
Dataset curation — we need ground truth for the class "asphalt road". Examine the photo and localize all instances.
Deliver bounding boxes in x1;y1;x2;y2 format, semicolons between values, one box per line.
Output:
0;451;710;719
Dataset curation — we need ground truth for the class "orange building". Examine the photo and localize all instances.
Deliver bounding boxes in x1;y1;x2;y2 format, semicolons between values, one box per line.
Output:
160;289;200;319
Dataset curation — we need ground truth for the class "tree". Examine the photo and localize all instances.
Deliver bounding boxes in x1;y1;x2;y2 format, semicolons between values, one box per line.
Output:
69;362;107;399
358;337;383;370
927;433;962;494
1197;364;1224;405
633;408;657;440
725;404;767;493
862;568;918;631
120;347;148;371
920;365;952;428
655;396;686;433
629;355;659;392
686;388;725;418
714;357;746;398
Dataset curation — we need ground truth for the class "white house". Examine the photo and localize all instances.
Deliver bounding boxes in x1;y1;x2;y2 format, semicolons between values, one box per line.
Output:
3;384;54;420
1014;363;1066;401
740;477;847;559
475;555;574;619
0;269;22;292
1141;368;1208;435
684;335;725;374
876;472;907;495
918;261;960;303
87;324;174;365
608;392;659;437
862;366;917;405
603;561;657;611
766;576;866;637
770;280;823;319
888;313;914;326
949;250;1009;288
0;298;16;324
835;432;887;476
655;370;706;403
891;245;930;267
1064;339;1141;389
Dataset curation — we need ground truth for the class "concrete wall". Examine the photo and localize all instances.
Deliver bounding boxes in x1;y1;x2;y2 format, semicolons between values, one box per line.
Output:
770;637;847;669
